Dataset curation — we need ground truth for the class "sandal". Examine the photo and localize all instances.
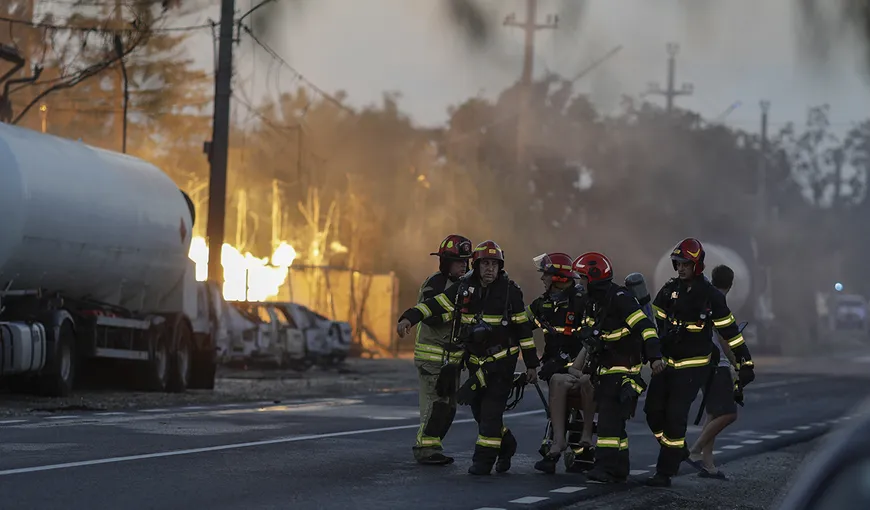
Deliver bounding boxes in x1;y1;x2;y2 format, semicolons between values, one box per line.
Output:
685;457;705;471
698;468;728;480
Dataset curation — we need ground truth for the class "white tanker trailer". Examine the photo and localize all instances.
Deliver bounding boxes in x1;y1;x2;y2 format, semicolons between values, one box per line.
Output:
0;123;216;396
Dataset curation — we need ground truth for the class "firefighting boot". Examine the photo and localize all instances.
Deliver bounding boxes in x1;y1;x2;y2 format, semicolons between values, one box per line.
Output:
495;431;517;473
585;467;626;484
644;473;672;487
417;452;454;466
468;462;493;476
534;453;560;474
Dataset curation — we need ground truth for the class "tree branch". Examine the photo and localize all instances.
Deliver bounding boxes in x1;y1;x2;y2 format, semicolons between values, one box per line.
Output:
11;23;151;126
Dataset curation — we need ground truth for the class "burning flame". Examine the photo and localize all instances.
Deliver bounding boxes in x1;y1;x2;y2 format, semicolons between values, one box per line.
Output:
188;236;297;302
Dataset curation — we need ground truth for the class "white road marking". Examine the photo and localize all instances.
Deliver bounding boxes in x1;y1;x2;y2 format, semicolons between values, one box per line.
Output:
741;440;763;445
550;486;586;494
629;470;649;475
0;420;26;425
180;406;207;411
759;435;780;440
140;409;169;413
45;416;79;420
796;425;811;430
95;412;127;416
842;416;853;420
0;409;544;476
712;450;722;455
721;445;743;450
509;496;549;504
777;430;796;434
648;463;657;468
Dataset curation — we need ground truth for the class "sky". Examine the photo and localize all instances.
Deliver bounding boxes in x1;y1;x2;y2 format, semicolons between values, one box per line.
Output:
160;0;870;138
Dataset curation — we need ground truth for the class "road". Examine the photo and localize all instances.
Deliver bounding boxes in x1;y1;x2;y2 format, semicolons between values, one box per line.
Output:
0;371;866;510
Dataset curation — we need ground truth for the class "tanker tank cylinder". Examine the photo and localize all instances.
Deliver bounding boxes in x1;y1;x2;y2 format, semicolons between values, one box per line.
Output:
625;272;651;306
0;122;194;313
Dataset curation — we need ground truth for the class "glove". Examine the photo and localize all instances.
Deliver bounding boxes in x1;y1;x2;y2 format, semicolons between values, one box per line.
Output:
738;364;755;387
618;379;642;419
538;360;566;382
456;377;480;406
435;364;461;398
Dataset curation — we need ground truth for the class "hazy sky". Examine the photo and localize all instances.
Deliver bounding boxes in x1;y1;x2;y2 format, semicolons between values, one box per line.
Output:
173;0;870;135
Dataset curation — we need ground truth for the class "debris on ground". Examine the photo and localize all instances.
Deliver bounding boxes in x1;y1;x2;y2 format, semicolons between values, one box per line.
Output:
0;358;418;417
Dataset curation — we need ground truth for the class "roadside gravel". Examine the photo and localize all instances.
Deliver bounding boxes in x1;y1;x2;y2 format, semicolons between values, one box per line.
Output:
0;358;418;417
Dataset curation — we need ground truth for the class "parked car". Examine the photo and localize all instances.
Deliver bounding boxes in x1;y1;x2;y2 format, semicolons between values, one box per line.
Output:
271;303;352;367
230;302;308;370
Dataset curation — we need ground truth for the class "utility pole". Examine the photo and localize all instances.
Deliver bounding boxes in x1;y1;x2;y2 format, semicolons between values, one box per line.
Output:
205;0;235;286
114;0;124;152
503;0;558;175
39;103;47;133
646;43;693;113
758;100;770;223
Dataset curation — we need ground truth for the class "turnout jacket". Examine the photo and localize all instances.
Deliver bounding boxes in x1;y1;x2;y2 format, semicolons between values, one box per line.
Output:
652;276;754;370
582;282;662;376
400;271;539;370
413;271;462;365
526;287;585;366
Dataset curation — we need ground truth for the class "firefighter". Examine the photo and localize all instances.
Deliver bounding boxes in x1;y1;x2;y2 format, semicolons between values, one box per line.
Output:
412;234;474;466
645;238;756;488
524;252;594;474
570;252;665;483
396;240;539;476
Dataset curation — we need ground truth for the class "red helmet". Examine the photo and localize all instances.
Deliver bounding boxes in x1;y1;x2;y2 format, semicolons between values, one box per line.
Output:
533;252;579;282
472;240;505;268
671;237;705;276
430;234;473;260
572;252;614;283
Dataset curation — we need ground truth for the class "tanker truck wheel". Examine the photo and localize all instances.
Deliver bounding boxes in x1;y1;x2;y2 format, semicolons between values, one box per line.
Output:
167;316;192;393
38;321;76;397
144;323;171;392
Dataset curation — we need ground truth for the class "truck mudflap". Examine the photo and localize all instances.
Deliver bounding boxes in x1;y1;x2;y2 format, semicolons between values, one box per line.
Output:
0;322;47;375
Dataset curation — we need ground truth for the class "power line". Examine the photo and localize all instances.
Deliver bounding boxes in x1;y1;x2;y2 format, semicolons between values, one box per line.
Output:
239;24;354;115
0;15;212;33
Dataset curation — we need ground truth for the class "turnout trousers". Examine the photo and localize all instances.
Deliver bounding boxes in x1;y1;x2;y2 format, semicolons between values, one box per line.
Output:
413;360;460;460
643;363;709;476
468;356;518;467
594;372;644;480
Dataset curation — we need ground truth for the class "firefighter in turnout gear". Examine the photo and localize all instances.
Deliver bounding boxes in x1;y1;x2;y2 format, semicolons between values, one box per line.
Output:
412;234;474;465
525;253;595;474
397;240;539;476
571;252;665;483
644;238;756;487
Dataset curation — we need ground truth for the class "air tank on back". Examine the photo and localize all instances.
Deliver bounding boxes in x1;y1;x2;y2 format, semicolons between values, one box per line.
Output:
0;123;195;313
653;242;751;314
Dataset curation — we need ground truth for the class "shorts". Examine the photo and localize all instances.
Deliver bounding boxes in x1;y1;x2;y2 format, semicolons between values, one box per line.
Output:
702;367;738;418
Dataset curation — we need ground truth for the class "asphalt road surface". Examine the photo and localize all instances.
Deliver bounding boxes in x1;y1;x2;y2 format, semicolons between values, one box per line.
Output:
0;371;867;510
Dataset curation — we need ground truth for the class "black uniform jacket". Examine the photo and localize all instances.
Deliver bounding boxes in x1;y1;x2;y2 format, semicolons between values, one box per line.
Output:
652;276;754;369
400;271;539;369
526;287;585;366
582;282;662;375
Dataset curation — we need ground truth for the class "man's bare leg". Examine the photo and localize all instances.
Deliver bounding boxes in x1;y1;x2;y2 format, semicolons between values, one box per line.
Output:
689;413;737;469
547;374;572;454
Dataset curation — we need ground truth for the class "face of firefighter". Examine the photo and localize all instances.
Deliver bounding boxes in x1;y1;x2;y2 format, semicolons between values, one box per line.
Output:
676;260;695;281
478;259;499;285
447;260;467;279
540;273;553;291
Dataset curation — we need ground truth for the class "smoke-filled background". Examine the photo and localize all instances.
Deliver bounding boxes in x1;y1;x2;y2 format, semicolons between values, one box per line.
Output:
4;0;870;355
